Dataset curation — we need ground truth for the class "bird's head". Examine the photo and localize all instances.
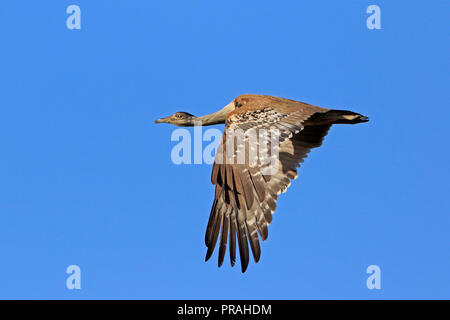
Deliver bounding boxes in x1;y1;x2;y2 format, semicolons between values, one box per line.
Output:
154;112;197;126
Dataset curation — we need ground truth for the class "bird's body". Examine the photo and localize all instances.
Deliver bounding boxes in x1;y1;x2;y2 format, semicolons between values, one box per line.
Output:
155;94;368;272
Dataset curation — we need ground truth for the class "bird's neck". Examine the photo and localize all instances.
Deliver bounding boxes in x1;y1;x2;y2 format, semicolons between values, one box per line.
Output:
190;101;235;126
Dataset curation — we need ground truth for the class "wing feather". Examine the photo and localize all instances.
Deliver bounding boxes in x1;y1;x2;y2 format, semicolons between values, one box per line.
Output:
205;104;332;272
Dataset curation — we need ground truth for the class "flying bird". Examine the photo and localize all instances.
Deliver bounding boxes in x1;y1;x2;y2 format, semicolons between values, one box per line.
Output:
155;94;368;272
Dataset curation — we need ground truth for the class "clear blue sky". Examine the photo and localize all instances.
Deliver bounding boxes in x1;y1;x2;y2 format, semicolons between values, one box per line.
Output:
0;1;448;299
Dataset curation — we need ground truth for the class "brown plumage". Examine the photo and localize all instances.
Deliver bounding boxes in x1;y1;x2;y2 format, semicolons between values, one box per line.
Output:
155;94;368;272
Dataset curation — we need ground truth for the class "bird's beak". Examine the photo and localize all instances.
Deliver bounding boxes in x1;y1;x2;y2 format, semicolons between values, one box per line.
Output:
154;117;169;124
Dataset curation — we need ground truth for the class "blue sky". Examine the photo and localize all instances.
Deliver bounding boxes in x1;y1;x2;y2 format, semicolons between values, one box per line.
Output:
0;1;448;299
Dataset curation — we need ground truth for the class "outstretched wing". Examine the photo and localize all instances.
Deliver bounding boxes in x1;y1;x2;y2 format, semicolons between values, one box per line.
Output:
205;105;331;272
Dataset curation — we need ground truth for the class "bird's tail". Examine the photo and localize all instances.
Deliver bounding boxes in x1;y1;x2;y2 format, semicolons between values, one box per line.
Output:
322;110;369;124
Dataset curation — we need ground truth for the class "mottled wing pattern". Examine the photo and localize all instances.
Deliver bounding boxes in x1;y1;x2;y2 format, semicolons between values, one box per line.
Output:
205;105;331;272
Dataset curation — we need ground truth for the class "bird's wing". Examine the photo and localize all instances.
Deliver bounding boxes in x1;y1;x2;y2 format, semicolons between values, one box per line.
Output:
205;106;331;272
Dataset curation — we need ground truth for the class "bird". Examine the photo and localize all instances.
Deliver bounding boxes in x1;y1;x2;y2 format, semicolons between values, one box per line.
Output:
155;94;368;273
